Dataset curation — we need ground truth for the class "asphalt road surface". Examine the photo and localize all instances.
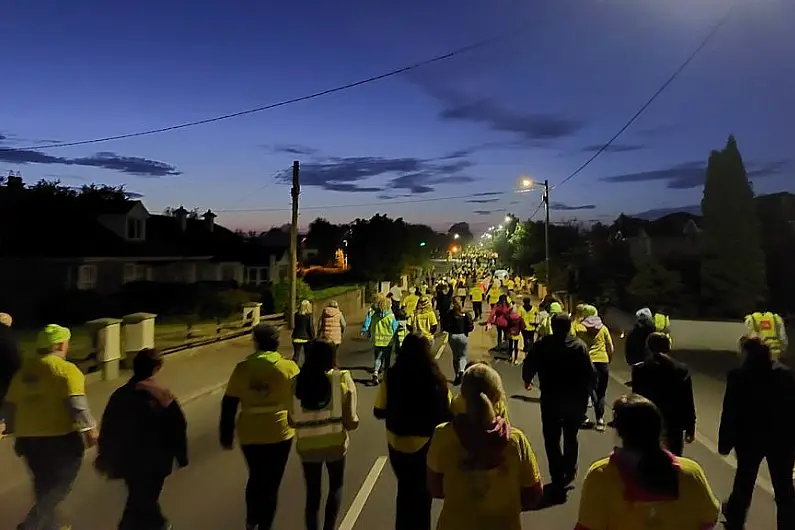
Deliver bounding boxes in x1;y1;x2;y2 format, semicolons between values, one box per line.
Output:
0;332;778;529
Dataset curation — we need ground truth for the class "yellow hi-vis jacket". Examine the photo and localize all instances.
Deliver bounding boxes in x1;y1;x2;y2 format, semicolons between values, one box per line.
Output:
745;311;787;358
370;312;397;348
654;313;671;334
292;370;346;455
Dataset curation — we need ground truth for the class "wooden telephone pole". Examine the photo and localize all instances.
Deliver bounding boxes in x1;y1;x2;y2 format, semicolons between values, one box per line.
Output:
543;179;551;288
288;161;300;329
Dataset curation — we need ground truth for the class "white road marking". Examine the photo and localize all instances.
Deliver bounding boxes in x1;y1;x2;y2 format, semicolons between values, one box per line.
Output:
338;455;388;530
434;336;448;360
607;371;774;496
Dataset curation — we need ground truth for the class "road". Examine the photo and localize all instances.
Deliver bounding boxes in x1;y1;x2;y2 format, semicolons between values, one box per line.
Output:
0;328;778;529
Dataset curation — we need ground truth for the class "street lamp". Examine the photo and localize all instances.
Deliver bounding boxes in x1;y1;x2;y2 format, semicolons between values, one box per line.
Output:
453;233;460;240
497;224;503;230
504;215;512;223
520;177;534;189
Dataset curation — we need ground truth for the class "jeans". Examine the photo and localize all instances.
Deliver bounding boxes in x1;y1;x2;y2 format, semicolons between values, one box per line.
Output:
448;334;468;376
241;439;293;530
373;345;393;375
16;432;84;530
388;444;432;530
725;447;795;530
119;474;167;530
589;362;610;421
541;400;586;487
293;341;308;364
302;458;346;530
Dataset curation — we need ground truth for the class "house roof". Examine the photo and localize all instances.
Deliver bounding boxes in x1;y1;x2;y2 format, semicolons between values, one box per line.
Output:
643;212;701;238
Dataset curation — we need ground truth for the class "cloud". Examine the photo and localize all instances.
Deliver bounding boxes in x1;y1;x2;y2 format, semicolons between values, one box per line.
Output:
467;198;500;204
550;202;596;211
470;191;502;197
0;134;6;142
600;159;789;189
0;146;181;177
473;210;495;216
265;144;319;156
124;191;145;199
277;154;476;194
581;143;646;153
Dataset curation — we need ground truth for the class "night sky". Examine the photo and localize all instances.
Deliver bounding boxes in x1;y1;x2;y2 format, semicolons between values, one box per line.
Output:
3;0;793;233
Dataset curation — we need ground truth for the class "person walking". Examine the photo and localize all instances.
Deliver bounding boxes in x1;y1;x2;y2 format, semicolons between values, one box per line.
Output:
576;394;720;530
411;296;438;347
0;313;21;424
292;299;315;365
0;324;99;530
719;337;795;530
374;334;452;530
427;363;543;530
317;300;346;356
290;340;359;530
625;308;656;368
631;332;696;457
469;283;484;321
506;303;525;365
220;324;300;530
95;348;188;530
367;296;399;384
486;295;511;352
522;313;595;501
436;283;453;317
518;298;537;355
575;304;614;432
442;299;475;386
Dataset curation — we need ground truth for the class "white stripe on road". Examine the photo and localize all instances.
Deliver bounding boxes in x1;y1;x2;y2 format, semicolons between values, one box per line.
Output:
434;336;448;360
338;455;388;530
606;370;775;496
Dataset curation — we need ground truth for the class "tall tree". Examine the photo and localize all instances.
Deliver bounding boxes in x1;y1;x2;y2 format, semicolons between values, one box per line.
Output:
305;218;347;266
448;222;474;247
700;135;767;317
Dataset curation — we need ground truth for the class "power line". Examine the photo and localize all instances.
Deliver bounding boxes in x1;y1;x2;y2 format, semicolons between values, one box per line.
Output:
215;190;510;213
552;5;736;191
528;200;544;221
21;32;520;151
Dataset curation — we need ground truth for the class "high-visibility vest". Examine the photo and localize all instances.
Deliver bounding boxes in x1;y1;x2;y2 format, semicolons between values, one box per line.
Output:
292;370;345;453
395;321;409;347
654;313;670;333
371;312;396;347
747;312;783;357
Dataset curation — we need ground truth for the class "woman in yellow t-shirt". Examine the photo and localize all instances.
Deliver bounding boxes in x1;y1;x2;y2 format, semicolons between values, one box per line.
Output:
427;364;543;530
576;394;720;530
575;305;614;431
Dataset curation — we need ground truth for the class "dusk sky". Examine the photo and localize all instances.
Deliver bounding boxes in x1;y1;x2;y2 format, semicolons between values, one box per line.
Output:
3;0;793;233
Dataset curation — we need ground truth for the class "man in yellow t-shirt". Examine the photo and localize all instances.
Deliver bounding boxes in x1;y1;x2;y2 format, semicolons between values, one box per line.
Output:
469;284;484;321
219;324;299;530
1;324;98;530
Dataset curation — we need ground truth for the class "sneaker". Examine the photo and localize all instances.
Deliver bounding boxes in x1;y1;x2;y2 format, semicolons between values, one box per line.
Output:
595;419;606;432
581;418;595;429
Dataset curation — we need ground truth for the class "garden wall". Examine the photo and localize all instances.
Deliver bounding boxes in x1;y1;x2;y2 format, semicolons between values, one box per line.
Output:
311;286;365;325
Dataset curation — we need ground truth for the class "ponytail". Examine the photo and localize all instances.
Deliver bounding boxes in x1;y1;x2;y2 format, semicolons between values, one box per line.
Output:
294;341;334;410
636;447;679;497
464;391;497;428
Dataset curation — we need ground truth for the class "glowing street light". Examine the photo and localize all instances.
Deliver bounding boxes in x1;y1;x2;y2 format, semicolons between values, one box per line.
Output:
520;177;534;189
497;224;503;230
452;233;460;240
504;215;512;223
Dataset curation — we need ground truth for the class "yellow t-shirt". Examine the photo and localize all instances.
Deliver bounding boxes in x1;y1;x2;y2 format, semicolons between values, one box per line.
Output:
518;306;537;330
413;311;438;341
577;455;720;530
5;354;86;437
575;324;614;364
225;351;300;445
487;288;501;305
450;393;510;424
374;379;451;453
505;279;515;290
469;286;484;303
401;294;420;316
428;423;542;530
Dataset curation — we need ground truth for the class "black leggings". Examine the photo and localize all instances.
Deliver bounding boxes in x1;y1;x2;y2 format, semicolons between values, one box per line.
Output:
388;444;432;530
241;439;293;530
302;458;346;530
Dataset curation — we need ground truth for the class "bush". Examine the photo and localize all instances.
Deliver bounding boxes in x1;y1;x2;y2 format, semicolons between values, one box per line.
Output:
271;278;314;314
627;263;686;313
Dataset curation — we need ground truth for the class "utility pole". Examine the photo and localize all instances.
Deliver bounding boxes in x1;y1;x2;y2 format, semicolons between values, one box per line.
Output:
288;161;300;329
543;179;551;288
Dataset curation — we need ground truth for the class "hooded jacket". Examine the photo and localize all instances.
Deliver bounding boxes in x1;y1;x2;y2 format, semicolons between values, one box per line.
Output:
318;306;346;345
488;302;511;329
506;309;525;338
626;308;656;366
577;315;613;364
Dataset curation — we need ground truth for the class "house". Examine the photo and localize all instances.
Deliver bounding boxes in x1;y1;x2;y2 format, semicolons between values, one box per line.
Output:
0;200;291;318
611;212;701;265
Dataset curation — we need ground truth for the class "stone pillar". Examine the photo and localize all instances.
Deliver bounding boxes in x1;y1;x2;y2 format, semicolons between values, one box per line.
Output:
85;318;123;380
122;313;157;366
378;281;390;294
243;302;263;326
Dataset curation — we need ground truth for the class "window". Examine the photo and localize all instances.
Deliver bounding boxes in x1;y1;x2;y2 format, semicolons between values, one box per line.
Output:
245;266;268;285
126;217;144;240
123;263;148;283
77;265;97;290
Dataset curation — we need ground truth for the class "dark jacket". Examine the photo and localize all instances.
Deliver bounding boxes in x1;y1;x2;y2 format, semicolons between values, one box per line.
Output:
0;324;21;401
96;377;188;479
442;311;474;336
625;322;655;366
523;334;595;404
632;353;696;436
719;361;795;454
292;313;314;342
436;289;453;315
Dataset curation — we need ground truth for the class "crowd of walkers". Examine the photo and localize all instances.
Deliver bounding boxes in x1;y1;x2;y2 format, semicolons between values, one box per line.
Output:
1;268;795;530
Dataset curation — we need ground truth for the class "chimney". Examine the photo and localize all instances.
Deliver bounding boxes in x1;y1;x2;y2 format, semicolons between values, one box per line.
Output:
202;209;217;232
174;206;188;232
